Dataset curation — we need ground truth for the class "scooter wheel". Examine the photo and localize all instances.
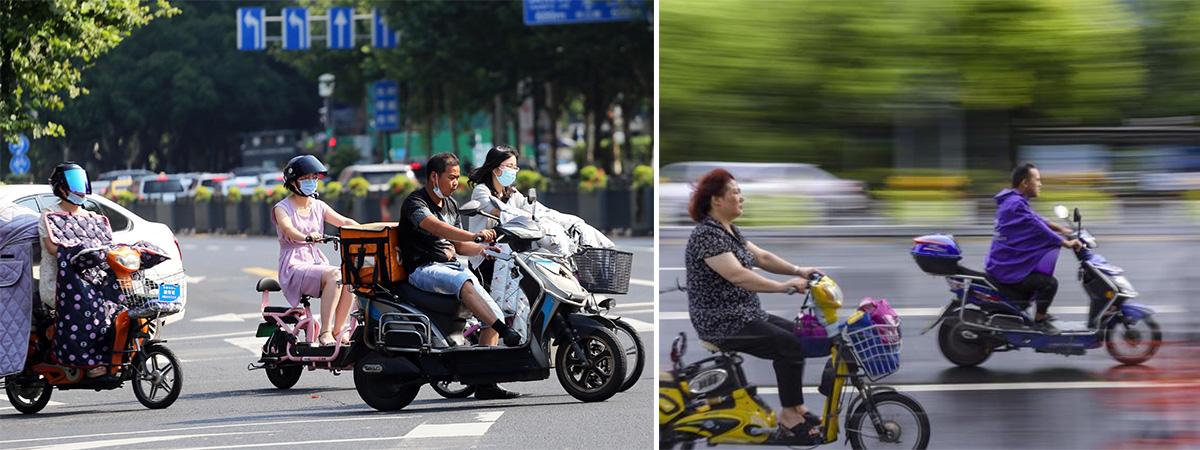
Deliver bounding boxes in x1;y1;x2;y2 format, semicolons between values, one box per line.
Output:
937;317;991;367
132;344;183;409
5;374;53;414
353;351;421;411
430;380;476;399
1105;316;1162;366
610;318;645;392
555;326;626;402
847;391;931;450
264;331;303;389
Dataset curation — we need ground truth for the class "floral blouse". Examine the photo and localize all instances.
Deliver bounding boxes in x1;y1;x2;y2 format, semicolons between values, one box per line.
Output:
685;216;767;343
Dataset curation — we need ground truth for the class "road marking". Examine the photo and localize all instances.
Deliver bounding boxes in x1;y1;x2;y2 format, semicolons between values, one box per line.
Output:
193;313;245;323
658;304;1183;320
0;413;426;445
185;275;206;284
242;267;278;278
20;431;277;450
752;380;1200;396
616;302;654;308
225;336;265;355
619;317;655;333
234;245;248;252
629;278;653;287
205;245;220;251
170;331;255;342
181;244;196;250
404;410;504;438
619;308;653;315
0;401;65;412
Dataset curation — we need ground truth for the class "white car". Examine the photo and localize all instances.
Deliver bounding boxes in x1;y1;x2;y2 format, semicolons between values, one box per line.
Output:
0;185;188;322
338;163;417;192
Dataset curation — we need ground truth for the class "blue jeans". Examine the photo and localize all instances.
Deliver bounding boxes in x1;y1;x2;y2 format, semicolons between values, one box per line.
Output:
408;261;503;326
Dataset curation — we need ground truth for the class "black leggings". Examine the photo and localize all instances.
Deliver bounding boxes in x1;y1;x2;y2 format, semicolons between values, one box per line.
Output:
996;272;1058;317
718;314;807;407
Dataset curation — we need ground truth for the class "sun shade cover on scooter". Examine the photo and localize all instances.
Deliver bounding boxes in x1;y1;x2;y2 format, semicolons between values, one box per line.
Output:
0;201;40;376
44;211;116;368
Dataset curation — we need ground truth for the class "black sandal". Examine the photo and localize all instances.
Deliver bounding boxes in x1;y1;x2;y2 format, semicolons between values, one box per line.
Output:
803;411;822;426
779;421;822;445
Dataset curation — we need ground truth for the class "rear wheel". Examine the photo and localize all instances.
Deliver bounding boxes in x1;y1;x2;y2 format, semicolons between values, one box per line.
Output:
263;331;303;389
132;344;183;409
847;391;931;450
430;380;476;399
937;317;991;367
1106;316;1162;366
353;352;421;411
5;374;53;414
610;318;645;392
555;326;625;402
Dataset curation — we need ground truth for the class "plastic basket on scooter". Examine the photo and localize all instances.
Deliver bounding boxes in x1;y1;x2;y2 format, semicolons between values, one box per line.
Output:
116;269;187;319
843;314;902;381
571;247;633;294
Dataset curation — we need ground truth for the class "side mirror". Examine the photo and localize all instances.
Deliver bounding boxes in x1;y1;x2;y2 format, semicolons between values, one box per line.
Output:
1073;208;1081;223
670;332;687;364
1053;205;1069;220
528;188;537;204
459;200;483;217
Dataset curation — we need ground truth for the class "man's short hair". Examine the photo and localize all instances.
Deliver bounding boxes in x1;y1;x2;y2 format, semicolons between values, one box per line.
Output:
426;152;460;183
1011;163;1037;188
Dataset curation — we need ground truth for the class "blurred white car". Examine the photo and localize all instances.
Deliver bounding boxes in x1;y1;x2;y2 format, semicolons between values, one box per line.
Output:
0;185;188;322
338;163;417;192
659;161;866;225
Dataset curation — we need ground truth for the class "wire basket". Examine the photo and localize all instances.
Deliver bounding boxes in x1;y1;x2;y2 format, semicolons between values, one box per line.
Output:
571;247;633;294
116;269;187;319
843;322;902;381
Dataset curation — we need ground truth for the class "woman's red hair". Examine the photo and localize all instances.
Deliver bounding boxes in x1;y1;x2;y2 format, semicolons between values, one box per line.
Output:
688;169;735;222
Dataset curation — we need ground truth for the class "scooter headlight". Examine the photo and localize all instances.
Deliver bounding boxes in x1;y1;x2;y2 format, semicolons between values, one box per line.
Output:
1111;275;1136;295
106;246;141;278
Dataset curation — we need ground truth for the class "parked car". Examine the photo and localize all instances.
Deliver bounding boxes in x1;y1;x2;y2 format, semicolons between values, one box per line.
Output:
257;172;286;192
337;163;417;192
132;174;194;202
658;161;867;225
0;185;188;322
189;173;235;196
96;169;155;182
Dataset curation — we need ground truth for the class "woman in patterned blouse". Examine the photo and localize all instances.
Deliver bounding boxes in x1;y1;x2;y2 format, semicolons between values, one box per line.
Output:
684;168;824;442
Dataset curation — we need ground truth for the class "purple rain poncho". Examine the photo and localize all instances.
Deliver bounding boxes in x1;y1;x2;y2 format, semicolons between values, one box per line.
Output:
984;189;1064;284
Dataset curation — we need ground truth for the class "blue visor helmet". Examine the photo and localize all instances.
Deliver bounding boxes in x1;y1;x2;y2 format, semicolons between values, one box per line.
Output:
49;163;92;199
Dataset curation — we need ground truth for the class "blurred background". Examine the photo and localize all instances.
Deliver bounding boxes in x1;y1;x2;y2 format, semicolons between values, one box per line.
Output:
660;1;1200;449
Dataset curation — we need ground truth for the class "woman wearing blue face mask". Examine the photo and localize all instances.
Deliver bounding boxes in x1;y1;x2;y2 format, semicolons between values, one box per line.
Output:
274;155;360;346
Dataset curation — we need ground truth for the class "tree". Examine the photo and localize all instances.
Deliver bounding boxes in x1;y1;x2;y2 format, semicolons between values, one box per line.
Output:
0;0;177;142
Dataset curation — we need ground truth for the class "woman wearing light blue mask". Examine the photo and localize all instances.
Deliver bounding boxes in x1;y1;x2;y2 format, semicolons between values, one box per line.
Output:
273;155;360;346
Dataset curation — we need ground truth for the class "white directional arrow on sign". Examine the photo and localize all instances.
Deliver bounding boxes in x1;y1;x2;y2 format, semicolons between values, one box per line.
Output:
243;10;261;48
333;10;348;47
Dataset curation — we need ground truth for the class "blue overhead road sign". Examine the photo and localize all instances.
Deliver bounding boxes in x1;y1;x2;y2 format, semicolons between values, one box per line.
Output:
372;9;399;49
237;7;266;51
8;134;28;156
327;7;355;50
523;0;649;26
282;7;310;50
374;81;399;132
9;155;29;175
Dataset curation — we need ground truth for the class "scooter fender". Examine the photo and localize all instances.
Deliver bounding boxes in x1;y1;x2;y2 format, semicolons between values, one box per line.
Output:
920;306;959;336
554;314;614;345
1119;303;1155;321
356;351;421;378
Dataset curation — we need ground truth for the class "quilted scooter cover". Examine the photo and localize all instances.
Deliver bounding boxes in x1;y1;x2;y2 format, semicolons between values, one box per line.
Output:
0;201;39;376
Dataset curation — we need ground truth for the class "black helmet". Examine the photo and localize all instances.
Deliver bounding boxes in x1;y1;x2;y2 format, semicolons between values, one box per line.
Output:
48;162;91;200
283;155;328;197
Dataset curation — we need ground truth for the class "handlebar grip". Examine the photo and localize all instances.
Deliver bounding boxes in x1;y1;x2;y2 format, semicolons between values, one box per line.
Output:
785;286;799;295
305;235;313;243
474;235;485;243
483;248;506;259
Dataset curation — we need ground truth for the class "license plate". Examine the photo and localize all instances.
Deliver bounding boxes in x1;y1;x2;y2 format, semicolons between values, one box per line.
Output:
158;284;181;302
256;322;278;338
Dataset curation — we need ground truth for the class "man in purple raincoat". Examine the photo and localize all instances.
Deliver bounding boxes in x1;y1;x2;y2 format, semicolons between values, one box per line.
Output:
985;163;1083;334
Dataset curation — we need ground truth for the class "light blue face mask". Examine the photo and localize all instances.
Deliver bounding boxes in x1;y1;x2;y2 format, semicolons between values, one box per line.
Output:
497;168;517;187
299;179;319;196
433;185;449;200
66;193;86;206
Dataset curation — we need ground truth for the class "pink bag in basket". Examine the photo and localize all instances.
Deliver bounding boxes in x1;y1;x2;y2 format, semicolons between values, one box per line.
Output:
857;297;900;343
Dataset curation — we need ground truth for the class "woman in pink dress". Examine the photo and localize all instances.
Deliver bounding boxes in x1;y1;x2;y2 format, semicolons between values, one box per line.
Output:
272;155;360;346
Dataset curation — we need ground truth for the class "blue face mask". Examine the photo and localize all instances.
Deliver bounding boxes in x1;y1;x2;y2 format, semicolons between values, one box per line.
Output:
497;168;517;187
433;185;449;200
66;193;86;206
299;179;319;196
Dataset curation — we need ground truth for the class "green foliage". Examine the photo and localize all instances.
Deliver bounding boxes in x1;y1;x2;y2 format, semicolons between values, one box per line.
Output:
578;165;608;194
516;170;547;193
388;174;417;199
1184;190;1200;201
327;145;363;181
0;0;179;141
114;190;136;208
323;181;343;200
267;186;288;204
250;186;269;203
632;165;654;190
227;186;243;202
194;185;212;203
4;173;31;185
346;177;369;198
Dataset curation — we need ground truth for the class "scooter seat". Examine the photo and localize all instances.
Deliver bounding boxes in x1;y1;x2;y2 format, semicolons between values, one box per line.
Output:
396;282;467;316
263;306;293;314
699;340;723;353
256;277;282;292
956;265;988;278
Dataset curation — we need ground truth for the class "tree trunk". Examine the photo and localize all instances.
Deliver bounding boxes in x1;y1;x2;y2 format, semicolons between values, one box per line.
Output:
544;82;559;179
492;94;506;149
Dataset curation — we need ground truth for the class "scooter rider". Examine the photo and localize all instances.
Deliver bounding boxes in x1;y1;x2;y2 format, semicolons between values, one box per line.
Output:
399;152;522;400
985;163;1084;334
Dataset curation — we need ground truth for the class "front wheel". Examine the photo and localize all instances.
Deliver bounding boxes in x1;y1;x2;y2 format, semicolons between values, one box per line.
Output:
847;391;931;450
430;380;476;399
937;317;991;367
610;318;645;392
1106;316;1162;365
5;374;53;414
132;344;183;409
555;326;626;402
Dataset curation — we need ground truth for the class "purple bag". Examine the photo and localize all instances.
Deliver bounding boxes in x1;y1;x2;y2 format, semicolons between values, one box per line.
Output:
794;312;832;358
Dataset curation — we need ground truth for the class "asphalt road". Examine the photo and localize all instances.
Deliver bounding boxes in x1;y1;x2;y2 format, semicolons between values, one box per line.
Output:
659;231;1200;450
1;235;655;450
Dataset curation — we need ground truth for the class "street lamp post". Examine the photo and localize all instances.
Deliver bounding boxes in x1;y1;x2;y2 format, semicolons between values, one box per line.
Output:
318;73;335;151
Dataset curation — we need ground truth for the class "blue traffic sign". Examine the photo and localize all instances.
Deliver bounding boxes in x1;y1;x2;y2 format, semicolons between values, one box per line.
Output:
9;154;29;175
372;9;399;49
523;0;649;26
8;134;28;156
282;7;310;50
236;8;266;51
374;80;399;132
327;7;355;49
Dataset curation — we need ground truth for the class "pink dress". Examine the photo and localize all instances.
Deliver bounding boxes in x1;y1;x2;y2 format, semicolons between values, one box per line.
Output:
272;197;331;306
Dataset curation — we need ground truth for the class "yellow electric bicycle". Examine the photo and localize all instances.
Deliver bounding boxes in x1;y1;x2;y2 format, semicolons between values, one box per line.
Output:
659;275;930;449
